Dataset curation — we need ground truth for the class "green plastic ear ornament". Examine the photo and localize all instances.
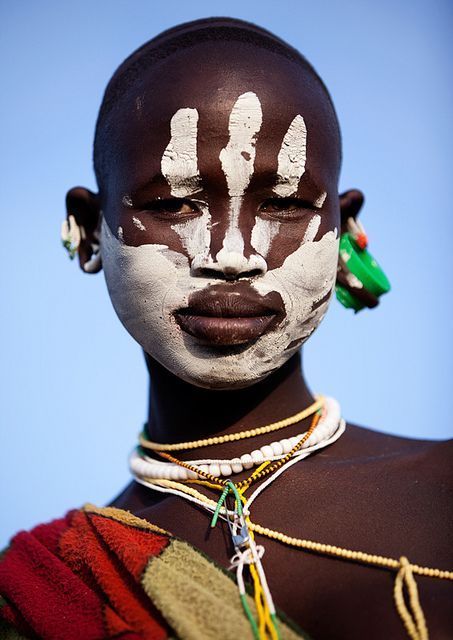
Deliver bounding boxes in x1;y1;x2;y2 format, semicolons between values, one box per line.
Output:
335;217;391;312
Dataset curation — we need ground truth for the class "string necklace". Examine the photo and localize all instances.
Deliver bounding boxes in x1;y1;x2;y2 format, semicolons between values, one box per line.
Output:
132;398;452;640
134;398;336;639
139;396;323;452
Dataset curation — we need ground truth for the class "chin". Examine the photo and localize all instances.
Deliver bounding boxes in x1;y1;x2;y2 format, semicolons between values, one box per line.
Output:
151;329;310;390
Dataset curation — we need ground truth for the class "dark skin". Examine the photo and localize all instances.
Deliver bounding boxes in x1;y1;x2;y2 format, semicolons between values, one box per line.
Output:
68;42;453;639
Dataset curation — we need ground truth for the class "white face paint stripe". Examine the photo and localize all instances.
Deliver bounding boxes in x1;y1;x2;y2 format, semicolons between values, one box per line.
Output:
250;218;281;258
219;92;263;197
161;108;202;198
303;215;321;243
314;191;327;208
219;92;263;255
273;115;307;198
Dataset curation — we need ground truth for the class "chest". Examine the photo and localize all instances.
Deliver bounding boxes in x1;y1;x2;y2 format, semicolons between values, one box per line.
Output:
133;466;453;639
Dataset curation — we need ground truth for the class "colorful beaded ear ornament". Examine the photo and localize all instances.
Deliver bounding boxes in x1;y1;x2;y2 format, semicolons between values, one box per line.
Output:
61;214;102;272
61;215;81;259
336;217;391;312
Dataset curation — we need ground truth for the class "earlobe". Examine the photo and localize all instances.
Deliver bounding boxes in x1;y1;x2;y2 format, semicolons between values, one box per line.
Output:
63;187;102;273
336;188;391;312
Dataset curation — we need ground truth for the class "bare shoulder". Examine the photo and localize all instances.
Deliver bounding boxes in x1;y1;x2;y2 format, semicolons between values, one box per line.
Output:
340;421;453;476
271;422;453;568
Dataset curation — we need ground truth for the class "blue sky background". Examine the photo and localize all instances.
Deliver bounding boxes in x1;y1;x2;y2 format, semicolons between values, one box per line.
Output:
1;0;452;547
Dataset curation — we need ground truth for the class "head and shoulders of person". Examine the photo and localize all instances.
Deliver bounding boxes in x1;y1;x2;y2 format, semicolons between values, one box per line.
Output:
65;17;451;491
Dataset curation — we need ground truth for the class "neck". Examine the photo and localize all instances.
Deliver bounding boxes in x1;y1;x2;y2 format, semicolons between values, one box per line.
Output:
144;351;315;445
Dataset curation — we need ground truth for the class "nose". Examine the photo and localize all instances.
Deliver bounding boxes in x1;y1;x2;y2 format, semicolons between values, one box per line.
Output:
191;247;268;280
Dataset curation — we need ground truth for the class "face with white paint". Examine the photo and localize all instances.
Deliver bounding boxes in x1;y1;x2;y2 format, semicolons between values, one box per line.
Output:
99;42;342;389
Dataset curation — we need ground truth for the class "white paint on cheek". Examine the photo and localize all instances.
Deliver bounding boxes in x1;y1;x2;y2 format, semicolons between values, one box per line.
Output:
314;192;327;208
161;108;201;197
100;215;338;389
132;217;146;231
117;226;124;242
251;228;339;365
250;217;281;257
122;195;133;208
219;92;263;254
170;204;211;260
273;115;307;198
303;215;321;243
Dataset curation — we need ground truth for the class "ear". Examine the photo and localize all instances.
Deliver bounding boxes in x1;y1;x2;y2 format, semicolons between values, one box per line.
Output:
63;187;102;273
339;189;364;235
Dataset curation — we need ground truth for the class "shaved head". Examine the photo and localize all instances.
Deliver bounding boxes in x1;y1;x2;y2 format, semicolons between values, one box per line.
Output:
93;17;341;195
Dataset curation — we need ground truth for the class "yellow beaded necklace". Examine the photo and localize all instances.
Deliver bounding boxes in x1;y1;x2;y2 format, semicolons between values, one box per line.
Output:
136;399;453;640
139;397;323;452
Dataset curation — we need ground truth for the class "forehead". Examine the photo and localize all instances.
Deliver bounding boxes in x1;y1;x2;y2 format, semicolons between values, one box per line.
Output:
104;42;340;191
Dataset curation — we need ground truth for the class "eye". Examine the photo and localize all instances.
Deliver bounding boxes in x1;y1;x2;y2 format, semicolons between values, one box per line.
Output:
259;198;315;221
140;198;201;220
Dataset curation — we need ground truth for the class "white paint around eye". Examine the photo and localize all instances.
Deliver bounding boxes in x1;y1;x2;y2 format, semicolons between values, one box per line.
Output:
161;108;202;198
122;195;133;208
314;192;327;208
219;92;263;255
132;217;146;231
251;217;281;257
303;215;321;243
273;114;307;198
170;203;211;260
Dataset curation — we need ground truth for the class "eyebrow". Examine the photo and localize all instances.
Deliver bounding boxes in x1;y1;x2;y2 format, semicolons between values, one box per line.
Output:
249;167;326;198
129;167;325;201
129;173;172;198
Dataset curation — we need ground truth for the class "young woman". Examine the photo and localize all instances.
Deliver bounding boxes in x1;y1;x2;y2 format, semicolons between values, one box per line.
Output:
1;18;451;640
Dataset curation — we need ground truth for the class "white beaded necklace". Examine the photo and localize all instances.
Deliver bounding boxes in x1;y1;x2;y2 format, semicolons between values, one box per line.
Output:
130;396;341;482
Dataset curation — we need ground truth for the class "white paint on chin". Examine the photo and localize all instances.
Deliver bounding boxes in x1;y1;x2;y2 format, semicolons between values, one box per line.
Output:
273;114;307;198
161;108;202;198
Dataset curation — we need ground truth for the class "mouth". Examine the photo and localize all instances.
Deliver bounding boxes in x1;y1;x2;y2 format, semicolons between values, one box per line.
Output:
174;285;284;346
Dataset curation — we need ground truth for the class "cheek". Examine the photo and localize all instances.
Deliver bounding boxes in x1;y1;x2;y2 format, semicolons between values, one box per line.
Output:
263;213;332;269
101;218;190;349
254;228;339;328
115;211;192;255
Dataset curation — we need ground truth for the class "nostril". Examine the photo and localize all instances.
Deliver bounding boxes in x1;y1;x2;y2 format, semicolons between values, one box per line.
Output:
239;268;262;279
193;267;229;280
190;251;268;279
191;266;264;281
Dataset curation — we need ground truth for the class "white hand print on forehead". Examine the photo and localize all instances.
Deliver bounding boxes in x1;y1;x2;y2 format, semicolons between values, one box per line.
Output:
161;108;202;198
274;115;307;198
158;92;325;268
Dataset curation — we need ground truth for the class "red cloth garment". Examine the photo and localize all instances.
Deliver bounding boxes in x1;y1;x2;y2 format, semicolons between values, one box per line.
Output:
0;506;307;640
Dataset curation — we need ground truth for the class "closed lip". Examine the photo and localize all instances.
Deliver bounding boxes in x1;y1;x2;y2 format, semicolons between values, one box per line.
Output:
174;287;284;345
